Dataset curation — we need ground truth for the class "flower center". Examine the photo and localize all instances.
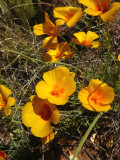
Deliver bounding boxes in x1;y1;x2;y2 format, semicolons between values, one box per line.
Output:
51;85;64;98
81;40;90;46
55;52;63;59
65;12;74;21
39;104;52;121
95;3;108;13
0;98;7;107
89;91;103;106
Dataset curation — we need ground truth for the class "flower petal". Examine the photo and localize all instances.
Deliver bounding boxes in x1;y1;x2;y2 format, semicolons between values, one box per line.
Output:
90;41;99;48
73;32;86;43
0;84;11;99
31;120;53;138
67;8;82;27
36;81;50;99
78;0;96;10
42;132;55;144
54;6;70;20
4;108;11;116
71;37;81;45
42;36;58;49
6;97;16;107
100;2;120;22
86;31;99;42
78;87;89;105
51;104;60;124
48;94;69;105
88;79;103;93
22;102;40;127
33;24;45;36
55;19;66;26
84;8;102;16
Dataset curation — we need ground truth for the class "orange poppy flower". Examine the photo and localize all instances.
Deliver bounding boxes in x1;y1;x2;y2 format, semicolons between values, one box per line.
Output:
44;42;74;62
118;54;120;61
0;84;16;116
53;6;82;27
78;79;115;112
33;12;59;49
22;95;60;138
78;0;120;22
0;150;8;160
72;31;99;48
36;67;76;105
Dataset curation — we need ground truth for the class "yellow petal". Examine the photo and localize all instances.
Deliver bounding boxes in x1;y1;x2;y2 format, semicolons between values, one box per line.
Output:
90;41;99;48
31;120;53;138
33;24;44;36
4;108;11;116
0;84;11;99
48;94;69;105
43;67;70;87
78;0;96;10
55;19;66;26
100;2;120;22
42;36;58;49
30;95;36;101
88;79;103;93
6;97;16;107
78;87;89;105
84;8;102;16
82;103;111;112
67;8;82;27
97;83;115;104
36;81;50;99
51;104;60;124
86;31;99;42
54;6;70;20
118;54;120;61
73;32;86;43
22;102;40;127
42;132;55;144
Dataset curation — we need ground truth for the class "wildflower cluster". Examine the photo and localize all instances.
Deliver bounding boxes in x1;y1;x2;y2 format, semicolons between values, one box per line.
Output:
0;0;120;157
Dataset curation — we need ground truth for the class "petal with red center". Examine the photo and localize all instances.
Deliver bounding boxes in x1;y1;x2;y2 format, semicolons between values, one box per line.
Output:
100;2;120;22
67;8;82;27
88;79;103;93
36;81;50;99
42;36;58;49
73;32;86;43
22;102;40;127
0;84;11;99
78;87;89;105
84;8;102;16
31;120;53;138
86;31;99;42
97;83;115;104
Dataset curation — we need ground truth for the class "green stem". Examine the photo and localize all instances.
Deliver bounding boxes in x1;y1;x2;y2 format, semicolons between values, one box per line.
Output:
1;49;83;75
6;106;23;109
72;112;103;160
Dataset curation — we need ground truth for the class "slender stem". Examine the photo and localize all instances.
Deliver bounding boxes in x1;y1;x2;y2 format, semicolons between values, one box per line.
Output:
6;106;24;109
72;112;103;160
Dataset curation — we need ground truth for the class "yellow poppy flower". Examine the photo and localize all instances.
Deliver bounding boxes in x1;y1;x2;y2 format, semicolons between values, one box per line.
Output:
22;95;60;138
44;42;74;62
33;12;59;49
36;67;76;105
78;0;120;22
118;54;120;61
53;6;82;27
72;31;99;48
78;79;115;112
0;84;16;116
0;150;8;160
41;131;55;144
